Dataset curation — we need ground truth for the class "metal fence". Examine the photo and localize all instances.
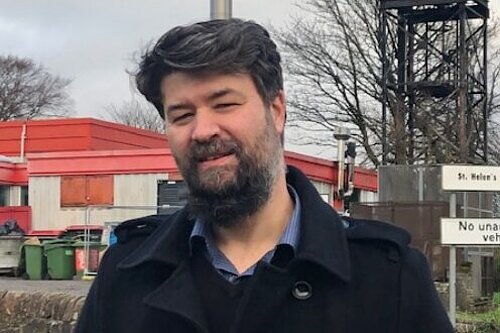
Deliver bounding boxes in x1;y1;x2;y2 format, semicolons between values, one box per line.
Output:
379;165;496;216
81;204;182;278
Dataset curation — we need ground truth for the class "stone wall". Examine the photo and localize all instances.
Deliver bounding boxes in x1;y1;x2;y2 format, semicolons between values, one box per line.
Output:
436;271;481;312
0;291;85;333
435;281;449;311
457;271;477;312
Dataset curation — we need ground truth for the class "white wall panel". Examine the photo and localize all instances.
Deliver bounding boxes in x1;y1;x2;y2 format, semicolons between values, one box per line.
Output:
311;180;332;203
29;174;169;230
8;186;21;206
359;190;378;203
29;176;69;230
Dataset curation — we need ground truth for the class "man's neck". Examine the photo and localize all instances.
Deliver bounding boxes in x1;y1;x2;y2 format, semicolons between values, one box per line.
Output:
211;170;294;274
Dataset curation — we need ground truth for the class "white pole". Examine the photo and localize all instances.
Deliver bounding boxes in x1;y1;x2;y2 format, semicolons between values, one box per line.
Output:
449;193;457;328
418;167;424;202
20;122;27;162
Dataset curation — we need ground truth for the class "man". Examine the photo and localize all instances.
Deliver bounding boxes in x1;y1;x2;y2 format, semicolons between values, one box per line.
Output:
75;19;453;333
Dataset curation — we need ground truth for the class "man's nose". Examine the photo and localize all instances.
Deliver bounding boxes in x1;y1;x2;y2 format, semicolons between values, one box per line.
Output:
191;109;220;142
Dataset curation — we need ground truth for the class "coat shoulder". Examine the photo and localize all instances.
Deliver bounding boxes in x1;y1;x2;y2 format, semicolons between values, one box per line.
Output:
114;211;181;244
97;211;184;275
343;217;411;253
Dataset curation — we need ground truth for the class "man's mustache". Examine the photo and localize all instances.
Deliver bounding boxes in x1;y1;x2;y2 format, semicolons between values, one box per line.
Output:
188;138;241;163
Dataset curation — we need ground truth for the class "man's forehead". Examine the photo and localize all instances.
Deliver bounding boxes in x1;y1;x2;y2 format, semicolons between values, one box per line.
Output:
161;72;254;101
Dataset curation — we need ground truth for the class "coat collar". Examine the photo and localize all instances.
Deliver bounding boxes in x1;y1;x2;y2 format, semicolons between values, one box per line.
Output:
118;165;351;282
286;165;351;282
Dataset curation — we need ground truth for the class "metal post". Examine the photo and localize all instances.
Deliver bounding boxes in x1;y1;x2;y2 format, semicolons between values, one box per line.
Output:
483;17;488;162
479;193;482;218
449;193;457;328
84;207;91;277
463;192;468;264
380;9;388;165
408;22;415;164
334;127;351;210
210;0;232;19
418;167;424;202
458;3;468;162
337;139;346;198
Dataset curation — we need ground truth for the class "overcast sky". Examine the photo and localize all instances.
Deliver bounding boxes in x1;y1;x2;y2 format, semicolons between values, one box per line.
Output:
0;0;305;118
1;1;499;157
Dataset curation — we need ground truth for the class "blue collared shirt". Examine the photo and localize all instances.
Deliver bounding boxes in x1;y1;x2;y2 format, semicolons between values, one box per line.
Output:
190;185;301;283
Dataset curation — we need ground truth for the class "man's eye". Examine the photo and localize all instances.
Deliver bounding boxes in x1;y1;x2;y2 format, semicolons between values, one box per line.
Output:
215;103;239;109
172;113;193;123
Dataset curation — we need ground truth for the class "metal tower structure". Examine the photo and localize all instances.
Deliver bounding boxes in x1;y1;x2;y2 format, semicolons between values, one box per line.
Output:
379;0;489;164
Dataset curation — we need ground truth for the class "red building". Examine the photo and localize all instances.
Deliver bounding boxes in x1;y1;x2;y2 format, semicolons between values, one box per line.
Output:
0;118;377;232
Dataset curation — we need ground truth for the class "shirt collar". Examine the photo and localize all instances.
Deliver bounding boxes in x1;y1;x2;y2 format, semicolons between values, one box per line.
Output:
189;184;301;255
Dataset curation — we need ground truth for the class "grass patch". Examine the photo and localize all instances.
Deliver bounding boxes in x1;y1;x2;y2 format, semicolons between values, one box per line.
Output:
457;293;500;332
457;309;500;324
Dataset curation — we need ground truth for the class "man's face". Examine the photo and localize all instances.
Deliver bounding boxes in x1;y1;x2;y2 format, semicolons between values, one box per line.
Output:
161;72;286;226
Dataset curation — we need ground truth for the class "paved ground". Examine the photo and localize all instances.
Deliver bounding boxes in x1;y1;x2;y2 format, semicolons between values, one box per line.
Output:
0;276;92;297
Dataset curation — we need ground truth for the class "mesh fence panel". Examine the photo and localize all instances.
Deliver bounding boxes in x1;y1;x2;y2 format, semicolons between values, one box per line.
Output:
82;205;182;276
379;165;445;202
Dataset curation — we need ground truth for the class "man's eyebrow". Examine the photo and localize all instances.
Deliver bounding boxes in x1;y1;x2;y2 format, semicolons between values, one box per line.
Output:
207;88;245;101
165;89;245;114
165;102;193;114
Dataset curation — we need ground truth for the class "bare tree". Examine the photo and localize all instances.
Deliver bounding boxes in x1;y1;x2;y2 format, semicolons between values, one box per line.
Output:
487;48;500;163
104;100;165;133
274;0;499;166
0;55;72;121
274;0;385;165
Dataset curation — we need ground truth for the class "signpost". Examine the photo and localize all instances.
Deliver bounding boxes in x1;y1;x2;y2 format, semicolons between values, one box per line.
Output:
441;165;500;328
447;193;457;328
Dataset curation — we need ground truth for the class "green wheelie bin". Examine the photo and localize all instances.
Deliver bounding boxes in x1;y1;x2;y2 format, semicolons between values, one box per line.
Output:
23;243;46;280
43;240;76;280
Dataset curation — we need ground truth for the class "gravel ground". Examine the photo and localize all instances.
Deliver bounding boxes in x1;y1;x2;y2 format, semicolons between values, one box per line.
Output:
0;276;92;297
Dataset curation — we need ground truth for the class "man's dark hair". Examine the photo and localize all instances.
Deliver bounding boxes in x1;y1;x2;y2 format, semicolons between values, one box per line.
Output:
135;19;283;118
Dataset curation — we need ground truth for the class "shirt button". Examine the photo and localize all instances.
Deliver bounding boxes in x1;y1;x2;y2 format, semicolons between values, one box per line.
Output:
292;281;312;300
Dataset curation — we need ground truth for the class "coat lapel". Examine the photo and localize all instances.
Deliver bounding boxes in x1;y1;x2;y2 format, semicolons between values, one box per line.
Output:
142;259;209;333
286;166;351;282
117;210;209;332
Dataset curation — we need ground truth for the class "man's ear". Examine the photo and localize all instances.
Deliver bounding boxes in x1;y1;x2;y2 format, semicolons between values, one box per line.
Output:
270;90;286;135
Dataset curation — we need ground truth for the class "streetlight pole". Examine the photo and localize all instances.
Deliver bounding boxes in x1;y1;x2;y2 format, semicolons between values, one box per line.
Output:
210;0;232;19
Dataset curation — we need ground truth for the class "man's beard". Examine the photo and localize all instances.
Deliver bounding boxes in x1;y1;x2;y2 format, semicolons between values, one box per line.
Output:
174;121;283;228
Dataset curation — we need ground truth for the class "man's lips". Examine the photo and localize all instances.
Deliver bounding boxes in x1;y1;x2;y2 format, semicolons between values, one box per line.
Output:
198;153;235;168
203;153;231;161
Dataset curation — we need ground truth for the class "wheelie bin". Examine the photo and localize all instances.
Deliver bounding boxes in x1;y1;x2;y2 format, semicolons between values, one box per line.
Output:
44;240;75;280
23;243;46;280
0;236;24;276
73;240;106;277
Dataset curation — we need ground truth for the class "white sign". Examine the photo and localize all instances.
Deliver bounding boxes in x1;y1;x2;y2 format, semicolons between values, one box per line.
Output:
441;218;500;245
442;165;500;191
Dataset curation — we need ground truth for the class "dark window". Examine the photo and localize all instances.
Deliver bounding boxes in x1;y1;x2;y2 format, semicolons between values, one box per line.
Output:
0;185;9;206
21;186;28;206
157;180;187;215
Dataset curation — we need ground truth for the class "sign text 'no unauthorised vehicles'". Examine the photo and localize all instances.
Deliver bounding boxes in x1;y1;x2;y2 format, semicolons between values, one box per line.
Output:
441;218;500;245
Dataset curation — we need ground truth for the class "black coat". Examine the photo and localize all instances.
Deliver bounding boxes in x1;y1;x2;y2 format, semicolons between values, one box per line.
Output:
75;166;453;333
